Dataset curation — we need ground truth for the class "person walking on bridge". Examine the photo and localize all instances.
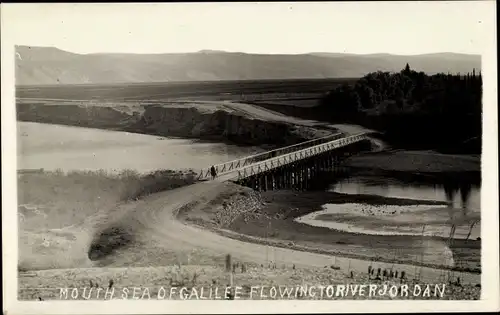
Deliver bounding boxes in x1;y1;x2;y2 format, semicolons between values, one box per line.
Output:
210;165;217;180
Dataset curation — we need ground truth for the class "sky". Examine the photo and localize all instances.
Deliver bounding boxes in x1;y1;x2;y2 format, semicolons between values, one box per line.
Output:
1;2;495;55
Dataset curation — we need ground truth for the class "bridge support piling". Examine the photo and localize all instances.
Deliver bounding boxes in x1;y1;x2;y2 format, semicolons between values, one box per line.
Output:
298;166;303;191
283;170;287;189
295;169;299;191
286;169;291;189
299;165;303;191
280;169;284;189
284;169;288;189
304;165;308;190
274;169;278;189
303;164;308;191
285;169;289;189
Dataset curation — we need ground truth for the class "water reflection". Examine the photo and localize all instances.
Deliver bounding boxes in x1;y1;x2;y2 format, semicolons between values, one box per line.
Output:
329;172;481;213
303;168;482;241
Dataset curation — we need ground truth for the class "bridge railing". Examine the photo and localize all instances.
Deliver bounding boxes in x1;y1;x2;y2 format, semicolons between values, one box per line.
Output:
233;133;368;181
196;132;344;180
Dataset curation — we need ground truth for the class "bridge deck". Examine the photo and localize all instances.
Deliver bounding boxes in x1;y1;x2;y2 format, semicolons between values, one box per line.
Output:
197;132;345;180
208;133;369;182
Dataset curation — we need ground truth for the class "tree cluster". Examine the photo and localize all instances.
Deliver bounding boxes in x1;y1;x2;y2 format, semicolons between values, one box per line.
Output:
318;64;482;153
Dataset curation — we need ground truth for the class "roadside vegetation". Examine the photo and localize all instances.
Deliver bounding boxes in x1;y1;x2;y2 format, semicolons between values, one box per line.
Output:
18;169;197;270
20;168;196;197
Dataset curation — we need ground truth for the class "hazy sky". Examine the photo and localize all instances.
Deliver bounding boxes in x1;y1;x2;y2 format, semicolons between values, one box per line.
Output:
1;2;495;55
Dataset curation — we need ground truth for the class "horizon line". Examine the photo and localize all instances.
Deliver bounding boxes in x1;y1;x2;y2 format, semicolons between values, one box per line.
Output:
14;45;481;57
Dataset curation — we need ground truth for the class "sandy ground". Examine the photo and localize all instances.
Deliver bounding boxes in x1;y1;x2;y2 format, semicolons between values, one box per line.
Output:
19;264;479;301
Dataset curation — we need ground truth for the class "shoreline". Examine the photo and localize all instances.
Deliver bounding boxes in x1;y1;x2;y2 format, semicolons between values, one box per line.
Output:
179;188;481;274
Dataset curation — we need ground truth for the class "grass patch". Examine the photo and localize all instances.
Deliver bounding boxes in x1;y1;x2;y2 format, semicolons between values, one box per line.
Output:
18;168;198;270
18;168;197;227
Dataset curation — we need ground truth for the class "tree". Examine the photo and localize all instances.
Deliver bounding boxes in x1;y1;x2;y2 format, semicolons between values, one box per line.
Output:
355;84;376;109
403;63;411;75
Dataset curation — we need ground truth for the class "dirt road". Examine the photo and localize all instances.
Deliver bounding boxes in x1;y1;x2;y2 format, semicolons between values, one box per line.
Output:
115;179;479;284
173;99;375;136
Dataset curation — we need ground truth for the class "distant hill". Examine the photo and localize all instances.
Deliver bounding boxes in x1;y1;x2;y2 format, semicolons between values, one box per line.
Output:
15;46;481;85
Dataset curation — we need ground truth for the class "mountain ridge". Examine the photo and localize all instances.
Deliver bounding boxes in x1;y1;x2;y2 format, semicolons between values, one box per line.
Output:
15;45;481;85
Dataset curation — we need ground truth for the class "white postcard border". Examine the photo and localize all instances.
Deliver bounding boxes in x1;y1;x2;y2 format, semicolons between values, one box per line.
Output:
2;2;498;314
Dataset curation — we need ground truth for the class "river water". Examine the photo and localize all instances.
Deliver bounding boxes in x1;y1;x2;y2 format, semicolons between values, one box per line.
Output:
17;122;263;173
296;173;481;241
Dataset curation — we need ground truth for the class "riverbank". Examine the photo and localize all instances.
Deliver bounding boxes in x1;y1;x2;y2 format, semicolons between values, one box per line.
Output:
16;99;334;147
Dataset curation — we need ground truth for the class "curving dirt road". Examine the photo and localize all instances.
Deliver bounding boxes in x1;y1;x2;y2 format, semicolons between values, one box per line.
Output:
116;179;480;285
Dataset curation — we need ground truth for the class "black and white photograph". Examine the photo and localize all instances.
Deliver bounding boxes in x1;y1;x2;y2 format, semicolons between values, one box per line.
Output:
2;2;498;314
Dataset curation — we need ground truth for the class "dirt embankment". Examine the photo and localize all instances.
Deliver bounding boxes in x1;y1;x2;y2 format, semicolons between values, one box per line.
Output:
16;101;330;146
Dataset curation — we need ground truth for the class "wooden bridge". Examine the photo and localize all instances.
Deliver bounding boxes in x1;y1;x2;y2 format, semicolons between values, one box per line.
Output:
197;132;372;189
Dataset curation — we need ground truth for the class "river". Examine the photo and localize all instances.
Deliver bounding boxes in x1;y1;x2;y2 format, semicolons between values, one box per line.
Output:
296;171;481;241
17;122;264;173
